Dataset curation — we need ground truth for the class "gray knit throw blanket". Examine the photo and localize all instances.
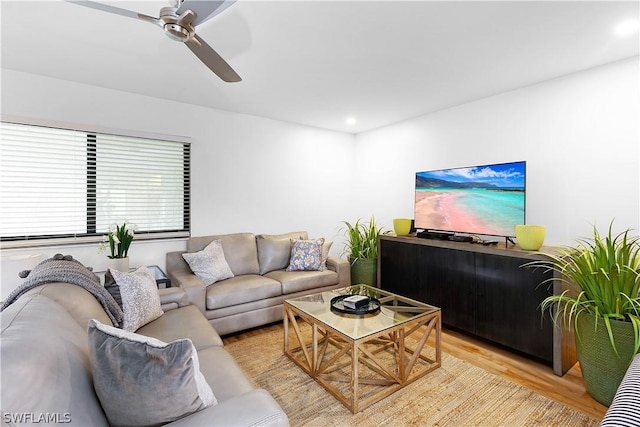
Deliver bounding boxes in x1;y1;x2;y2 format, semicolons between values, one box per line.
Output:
0;254;124;327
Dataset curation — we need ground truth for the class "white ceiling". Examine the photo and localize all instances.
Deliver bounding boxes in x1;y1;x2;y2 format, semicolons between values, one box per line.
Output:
1;1;639;134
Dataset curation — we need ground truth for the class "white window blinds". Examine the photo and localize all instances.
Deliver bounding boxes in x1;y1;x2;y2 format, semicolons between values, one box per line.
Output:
0;121;190;247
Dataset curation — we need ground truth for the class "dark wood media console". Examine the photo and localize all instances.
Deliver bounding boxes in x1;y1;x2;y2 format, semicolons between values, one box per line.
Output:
378;235;576;376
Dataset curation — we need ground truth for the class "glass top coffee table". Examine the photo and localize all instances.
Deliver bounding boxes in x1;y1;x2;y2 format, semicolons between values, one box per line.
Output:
284;285;441;413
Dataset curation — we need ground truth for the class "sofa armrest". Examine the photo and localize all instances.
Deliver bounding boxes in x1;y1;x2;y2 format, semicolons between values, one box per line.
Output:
601;354;640;426
166;250;190;274
158;287;190;312
168;269;207;314
326;256;351;288
166;250;207;314
166;389;289;427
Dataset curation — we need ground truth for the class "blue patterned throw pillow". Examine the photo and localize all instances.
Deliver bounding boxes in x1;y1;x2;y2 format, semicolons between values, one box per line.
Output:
286;238;325;271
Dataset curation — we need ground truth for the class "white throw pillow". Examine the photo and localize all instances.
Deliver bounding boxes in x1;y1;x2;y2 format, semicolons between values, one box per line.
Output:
87;319;216;426
110;266;163;332
182;239;234;285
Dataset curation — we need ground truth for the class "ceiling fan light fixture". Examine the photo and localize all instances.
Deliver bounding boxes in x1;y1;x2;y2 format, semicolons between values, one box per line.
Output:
164;23;191;42
159;6;194;42
66;0;241;82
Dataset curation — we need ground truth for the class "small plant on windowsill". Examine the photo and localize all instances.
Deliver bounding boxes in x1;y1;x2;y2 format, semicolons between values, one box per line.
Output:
99;222;137;259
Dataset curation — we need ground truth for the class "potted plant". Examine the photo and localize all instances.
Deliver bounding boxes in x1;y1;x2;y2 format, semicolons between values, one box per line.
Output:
99;221;137;272
342;216;388;286
527;222;640;406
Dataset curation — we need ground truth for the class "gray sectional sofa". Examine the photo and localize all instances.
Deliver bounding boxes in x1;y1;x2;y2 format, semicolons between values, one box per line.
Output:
0;282;289;426
166;231;351;336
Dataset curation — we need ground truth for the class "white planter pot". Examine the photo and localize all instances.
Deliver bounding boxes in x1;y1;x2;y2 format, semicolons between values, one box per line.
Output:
107;257;130;272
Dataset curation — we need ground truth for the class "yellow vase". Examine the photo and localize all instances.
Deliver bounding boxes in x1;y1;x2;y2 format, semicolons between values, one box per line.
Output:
515;225;546;250
393;218;412;236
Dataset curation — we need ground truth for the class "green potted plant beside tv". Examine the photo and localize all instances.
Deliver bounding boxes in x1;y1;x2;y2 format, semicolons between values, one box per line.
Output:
342;216;387;287
528;222;640;406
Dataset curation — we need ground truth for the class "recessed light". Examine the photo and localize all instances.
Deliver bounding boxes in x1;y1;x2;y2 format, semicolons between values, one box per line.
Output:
615;19;639;38
346;117;357;126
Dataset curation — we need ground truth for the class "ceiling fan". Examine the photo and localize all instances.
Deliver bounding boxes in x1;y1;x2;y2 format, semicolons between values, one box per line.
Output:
67;0;241;82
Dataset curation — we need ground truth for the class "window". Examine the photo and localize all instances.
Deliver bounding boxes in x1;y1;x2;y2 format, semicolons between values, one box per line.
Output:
0;121;190;248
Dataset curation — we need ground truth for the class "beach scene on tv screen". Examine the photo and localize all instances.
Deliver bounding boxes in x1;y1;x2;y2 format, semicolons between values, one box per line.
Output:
415;162;525;237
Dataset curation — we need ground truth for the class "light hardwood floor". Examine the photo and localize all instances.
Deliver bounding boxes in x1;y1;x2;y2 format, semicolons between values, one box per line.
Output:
224;322;608;421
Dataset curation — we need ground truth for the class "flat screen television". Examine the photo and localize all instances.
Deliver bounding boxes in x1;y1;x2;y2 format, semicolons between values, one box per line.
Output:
414;161;526;238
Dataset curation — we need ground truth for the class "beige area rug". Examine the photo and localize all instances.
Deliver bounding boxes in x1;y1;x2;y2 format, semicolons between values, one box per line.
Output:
224;324;598;427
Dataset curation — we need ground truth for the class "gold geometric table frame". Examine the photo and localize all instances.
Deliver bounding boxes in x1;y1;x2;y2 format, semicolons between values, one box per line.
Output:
284;300;441;413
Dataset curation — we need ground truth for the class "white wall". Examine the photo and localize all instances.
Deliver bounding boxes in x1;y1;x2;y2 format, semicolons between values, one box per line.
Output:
0;70;356;294
354;57;640;245
2;56;639;296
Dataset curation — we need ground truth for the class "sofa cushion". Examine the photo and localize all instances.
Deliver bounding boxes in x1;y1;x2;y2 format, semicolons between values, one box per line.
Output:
196;346;256;401
111;266;163;331
136;304;224;350
265;269;340;294
206;275;282;310
287;238;325;271
182;239;235;285
256;231;308;275
23;282;114;330
188;233;260;276
1;294;109;427
165;389;290;427
88;319;216;426
257;237;292;275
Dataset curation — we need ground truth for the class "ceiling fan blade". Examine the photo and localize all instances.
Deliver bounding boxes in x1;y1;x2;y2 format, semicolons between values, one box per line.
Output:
176;0;236;27
185;34;241;82
66;1;159;24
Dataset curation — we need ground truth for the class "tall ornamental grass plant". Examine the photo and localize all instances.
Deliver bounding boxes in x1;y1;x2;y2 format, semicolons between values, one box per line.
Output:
528;222;640;355
342;216;387;263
